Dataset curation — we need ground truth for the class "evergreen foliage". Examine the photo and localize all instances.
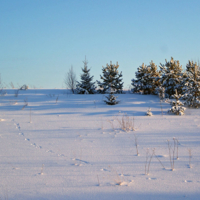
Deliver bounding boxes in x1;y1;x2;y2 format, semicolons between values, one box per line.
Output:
97;61;123;94
183;61;200;108
146;108;153;116
168;90;186;115
131;63;146;94
131;61;161;94
156;86;165;100
76;57;96;94
104;85;119;105
160;57;183;98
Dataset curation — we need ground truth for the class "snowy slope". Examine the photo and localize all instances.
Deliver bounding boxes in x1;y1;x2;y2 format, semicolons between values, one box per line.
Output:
0;89;199;200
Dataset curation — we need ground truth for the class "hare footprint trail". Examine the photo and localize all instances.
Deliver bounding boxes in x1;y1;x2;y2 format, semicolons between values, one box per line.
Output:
12;120;43;150
12;120;69;161
31;143;42;149
15;123;21;130
46;150;54;153
184;180;193;183
58;154;65;157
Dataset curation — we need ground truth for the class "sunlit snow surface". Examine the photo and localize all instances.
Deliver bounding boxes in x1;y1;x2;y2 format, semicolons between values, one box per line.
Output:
0;89;200;200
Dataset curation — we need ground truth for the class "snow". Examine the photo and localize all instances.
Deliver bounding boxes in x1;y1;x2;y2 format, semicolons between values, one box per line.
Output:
0;89;200;200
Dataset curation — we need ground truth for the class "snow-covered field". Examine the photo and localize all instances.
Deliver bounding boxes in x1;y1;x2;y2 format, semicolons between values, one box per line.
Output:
0;89;199;200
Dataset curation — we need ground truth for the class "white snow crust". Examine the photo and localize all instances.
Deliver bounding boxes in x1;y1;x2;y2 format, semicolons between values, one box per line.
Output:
0;89;200;200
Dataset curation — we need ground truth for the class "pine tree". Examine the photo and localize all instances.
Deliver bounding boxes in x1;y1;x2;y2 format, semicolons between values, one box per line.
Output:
97;61;123;94
160;57;183;98
131;61;161;94
76;57;96;94
183;60;200;108
131;63;146;94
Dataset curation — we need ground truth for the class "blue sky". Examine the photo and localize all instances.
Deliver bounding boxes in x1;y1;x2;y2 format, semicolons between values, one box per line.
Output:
0;0;200;89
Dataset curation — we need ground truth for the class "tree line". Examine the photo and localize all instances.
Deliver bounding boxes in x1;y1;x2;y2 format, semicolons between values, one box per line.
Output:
65;57;200;108
65;57;123;95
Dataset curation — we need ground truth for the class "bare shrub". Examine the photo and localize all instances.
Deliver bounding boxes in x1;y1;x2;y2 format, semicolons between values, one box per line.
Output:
55;95;59;104
10;82;15;89
107;119;115;131
188;148;192;168
134;134;139;156
14;89;19;97
145;148;150;175
20;84;28;90
30;108;32;123
97;175;100;186
147;149;154;175
116;114;134;132
145;148;165;175
167;138;178;171
64;65;76;94
22;98;28;110
153;149;165;169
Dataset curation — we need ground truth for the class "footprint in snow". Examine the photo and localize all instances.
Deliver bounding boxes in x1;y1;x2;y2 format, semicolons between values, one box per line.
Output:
46;150;54;153
115;180;134;186
100;168;110;172
15;123;20;130
75;159;90;164
19;133;24;136
58;154;65;157
147;177;157;180
184;180;193;183
156;155;164;158
119;173;131;177
115;181;129;186
31;143;42;149
25;138;30;141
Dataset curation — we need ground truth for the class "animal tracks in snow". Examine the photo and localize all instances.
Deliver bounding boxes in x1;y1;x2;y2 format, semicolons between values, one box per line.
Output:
184;180;193;183
147;177;157;181
72;158;91;166
13;120;44;150
11;120;78;163
100;168;110;172
58;154;65;157
14;123;21;130
31;143;42;149
46;150;54;153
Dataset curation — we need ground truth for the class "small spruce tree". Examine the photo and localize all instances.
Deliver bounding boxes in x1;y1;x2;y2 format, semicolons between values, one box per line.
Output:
97;61;123;94
104;84;119;105
76;57;96;94
156;86;165;100
168;90;186;115
146;108;153;116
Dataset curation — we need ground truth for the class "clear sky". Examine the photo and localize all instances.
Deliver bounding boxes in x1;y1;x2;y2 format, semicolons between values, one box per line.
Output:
0;0;200;89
